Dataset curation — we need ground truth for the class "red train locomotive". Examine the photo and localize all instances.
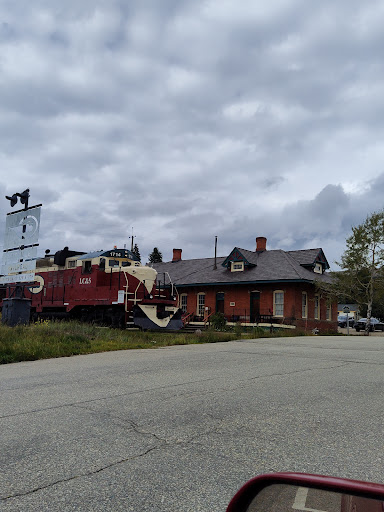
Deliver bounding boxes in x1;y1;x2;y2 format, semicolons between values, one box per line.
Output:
0;247;183;330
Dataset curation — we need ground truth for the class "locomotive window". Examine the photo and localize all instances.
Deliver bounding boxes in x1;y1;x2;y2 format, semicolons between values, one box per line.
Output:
67;260;76;268
99;258;106;271
82;260;92;274
122;261;131;267
109;259;120;267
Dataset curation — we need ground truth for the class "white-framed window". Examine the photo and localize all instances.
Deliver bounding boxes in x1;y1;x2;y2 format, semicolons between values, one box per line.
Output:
326;303;331;321
302;292;308;318
314;294;320;319
67;260;76;268
197;293;205;317
273;290;284;317
231;261;244;272
180;294;188;313
314;263;323;274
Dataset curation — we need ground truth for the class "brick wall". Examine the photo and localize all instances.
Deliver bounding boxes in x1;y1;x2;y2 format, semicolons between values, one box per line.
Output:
178;282;338;333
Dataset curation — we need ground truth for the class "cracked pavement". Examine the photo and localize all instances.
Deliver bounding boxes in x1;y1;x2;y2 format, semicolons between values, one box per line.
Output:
1;336;384;511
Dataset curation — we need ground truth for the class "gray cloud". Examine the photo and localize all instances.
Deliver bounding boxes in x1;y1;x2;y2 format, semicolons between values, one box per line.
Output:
1;1;384;267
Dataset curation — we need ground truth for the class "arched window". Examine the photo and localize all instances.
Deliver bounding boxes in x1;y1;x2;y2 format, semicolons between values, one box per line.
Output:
273;290;284;317
302;292;308;318
180;294;188;313
197;293;205;317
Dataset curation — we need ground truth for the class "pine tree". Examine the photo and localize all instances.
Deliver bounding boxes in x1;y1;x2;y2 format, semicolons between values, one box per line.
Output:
132;243;141;262
148;247;163;263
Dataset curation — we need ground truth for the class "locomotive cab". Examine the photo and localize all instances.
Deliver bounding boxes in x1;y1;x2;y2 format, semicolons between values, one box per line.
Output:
73;250;141;273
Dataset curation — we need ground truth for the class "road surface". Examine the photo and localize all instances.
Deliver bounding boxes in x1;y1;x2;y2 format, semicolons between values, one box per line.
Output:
1;335;384;511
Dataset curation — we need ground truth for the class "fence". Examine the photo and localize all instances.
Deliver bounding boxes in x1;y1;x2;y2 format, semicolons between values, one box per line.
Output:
224;309;274;324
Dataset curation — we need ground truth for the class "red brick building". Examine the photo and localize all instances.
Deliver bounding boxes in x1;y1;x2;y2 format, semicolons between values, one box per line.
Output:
154;237;337;333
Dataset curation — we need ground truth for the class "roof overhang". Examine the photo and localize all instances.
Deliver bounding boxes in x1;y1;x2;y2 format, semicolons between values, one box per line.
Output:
169;279;316;288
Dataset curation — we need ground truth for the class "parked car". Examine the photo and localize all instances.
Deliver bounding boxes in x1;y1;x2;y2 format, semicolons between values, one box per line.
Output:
354;317;384;332
337;315;355;328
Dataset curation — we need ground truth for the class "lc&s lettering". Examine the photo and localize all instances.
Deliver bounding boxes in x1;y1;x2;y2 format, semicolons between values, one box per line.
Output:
79;277;92;285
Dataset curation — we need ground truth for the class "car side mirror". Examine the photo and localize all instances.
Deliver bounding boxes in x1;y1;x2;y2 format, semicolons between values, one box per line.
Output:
226;473;384;512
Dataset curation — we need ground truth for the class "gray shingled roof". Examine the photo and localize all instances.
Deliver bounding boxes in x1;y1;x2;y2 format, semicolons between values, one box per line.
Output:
153;247;333;287
287;248;329;269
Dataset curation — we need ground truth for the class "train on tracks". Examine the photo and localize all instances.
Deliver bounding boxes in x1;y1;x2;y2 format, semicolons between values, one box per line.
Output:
0;246;182;330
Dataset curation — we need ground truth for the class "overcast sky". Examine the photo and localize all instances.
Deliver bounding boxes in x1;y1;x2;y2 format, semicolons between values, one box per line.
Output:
1;0;384;268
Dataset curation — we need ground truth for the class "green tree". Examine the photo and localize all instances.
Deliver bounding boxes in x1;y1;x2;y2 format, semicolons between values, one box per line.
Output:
132;243;141;262
320;211;384;335
148;247;163;263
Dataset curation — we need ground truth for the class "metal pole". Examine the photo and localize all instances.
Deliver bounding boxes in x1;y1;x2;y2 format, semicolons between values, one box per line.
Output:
19;190;29;298
214;236;217;270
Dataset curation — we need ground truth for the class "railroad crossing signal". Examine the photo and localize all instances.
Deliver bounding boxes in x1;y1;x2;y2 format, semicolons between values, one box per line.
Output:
5;189;30;209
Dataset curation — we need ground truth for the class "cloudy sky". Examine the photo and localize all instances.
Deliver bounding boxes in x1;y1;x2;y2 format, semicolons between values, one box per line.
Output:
1;0;384;268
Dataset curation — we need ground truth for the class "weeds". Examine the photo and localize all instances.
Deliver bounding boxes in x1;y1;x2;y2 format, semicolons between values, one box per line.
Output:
0;320;243;364
0;319;316;365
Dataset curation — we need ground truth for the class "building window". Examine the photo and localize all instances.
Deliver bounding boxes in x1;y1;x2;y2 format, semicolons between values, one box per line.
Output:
197;293;205;317
302;292;307;318
180;294;188;313
326;303;331;321
314;263;323;274
273;291;284;317
314;294;320;319
231;261;244;272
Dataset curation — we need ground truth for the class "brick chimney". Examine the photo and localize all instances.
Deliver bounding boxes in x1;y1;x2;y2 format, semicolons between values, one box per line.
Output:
172;248;182;262
256;237;267;252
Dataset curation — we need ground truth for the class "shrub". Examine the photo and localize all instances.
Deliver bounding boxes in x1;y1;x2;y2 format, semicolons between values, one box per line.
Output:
210;312;227;330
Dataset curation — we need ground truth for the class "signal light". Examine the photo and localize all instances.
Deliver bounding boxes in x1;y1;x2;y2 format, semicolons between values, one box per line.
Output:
5;188;30;208
5;194;18;207
19;189;29;204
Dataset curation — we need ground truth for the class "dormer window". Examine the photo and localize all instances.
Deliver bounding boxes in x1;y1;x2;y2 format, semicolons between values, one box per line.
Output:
222;247;256;271
231;261;244;272
314;263;323;274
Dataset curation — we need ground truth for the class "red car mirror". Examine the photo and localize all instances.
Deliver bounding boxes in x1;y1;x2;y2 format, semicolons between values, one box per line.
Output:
227;473;384;512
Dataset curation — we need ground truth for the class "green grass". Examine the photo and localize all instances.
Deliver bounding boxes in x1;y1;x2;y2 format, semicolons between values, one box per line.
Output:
0;320;241;364
0;320;318;364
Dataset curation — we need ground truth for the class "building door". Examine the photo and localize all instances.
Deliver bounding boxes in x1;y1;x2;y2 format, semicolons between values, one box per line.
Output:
250;291;260;322
216;292;224;314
